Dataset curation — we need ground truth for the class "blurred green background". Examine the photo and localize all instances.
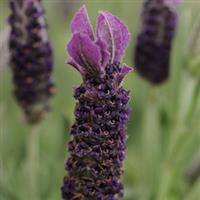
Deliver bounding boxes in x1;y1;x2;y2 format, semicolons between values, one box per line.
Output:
0;0;200;200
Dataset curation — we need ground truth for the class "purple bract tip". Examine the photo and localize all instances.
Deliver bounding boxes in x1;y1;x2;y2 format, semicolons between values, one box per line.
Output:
67;5;131;79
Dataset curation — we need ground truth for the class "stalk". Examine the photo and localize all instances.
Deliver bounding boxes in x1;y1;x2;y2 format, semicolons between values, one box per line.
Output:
25;125;40;200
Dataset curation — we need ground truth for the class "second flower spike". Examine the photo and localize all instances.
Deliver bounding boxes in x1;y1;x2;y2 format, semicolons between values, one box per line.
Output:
134;0;181;84
8;0;55;124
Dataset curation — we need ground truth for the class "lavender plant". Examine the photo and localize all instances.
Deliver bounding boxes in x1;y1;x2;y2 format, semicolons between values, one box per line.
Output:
8;0;55;124
134;0;181;84
61;6;132;200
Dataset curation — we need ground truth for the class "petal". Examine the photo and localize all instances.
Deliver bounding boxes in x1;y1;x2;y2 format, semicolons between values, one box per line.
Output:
70;5;94;40
67;33;102;77
67;58;85;76
116;64;133;84
95;38;110;68
96;11;130;64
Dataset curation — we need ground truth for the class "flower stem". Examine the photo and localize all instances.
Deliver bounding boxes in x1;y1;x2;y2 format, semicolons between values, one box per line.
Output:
186;79;200;125
25;125;40;200
142;86;161;198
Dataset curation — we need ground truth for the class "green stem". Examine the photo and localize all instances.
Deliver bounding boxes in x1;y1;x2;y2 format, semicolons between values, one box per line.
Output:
186;79;200;125
156;79;200;199
25;125;40;200
167;77;199;161
142;86;161;198
189;15;200;58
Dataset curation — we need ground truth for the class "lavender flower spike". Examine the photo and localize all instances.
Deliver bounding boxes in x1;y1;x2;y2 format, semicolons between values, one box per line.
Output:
134;0;182;84
8;0;55;124
62;6;132;200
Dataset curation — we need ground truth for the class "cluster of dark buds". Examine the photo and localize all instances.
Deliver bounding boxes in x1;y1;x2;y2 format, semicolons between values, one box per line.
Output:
61;6;132;200
8;0;55;124
134;0;181;84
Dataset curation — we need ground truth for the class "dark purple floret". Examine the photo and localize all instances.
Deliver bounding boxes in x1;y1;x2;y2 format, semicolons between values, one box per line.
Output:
134;0;181;84
61;6;132;200
8;0;55;124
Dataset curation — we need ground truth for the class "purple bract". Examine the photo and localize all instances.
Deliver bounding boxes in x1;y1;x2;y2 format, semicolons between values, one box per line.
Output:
67;5;131;80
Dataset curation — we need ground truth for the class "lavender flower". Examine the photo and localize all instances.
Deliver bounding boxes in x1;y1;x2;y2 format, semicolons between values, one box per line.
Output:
61;6;132;200
134;0;181;84
8;0;55;124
